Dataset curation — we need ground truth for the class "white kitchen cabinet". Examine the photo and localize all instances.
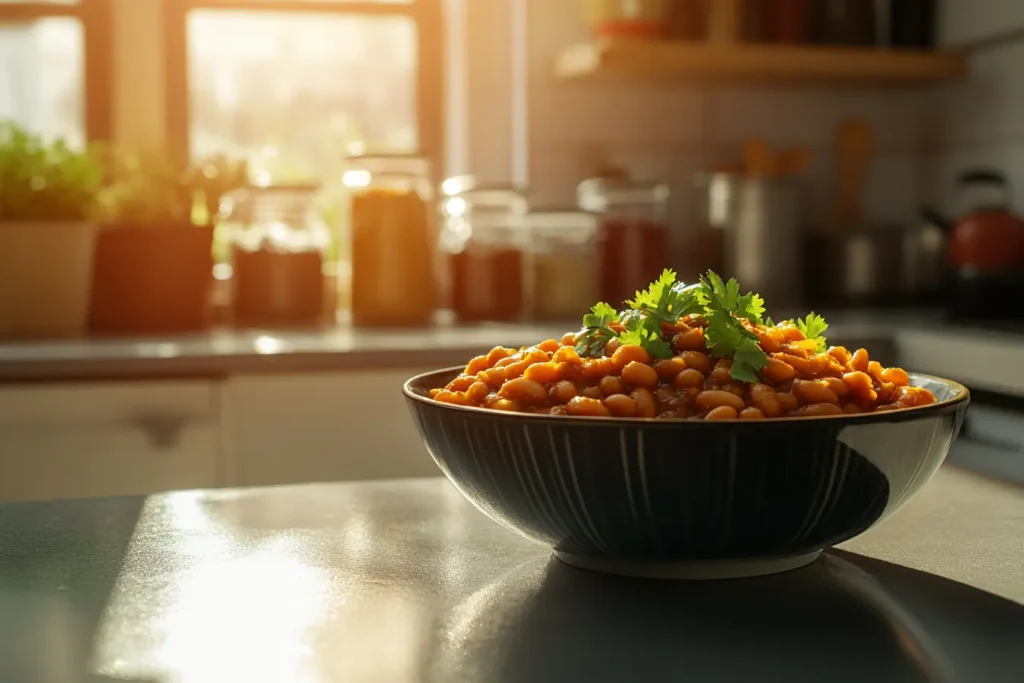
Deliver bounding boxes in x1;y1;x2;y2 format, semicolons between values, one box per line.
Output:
0;381;223;503
225;369;437;487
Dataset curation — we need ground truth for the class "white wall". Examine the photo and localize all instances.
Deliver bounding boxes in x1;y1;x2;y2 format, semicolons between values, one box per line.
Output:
924;0;1024;212
526;0;930;235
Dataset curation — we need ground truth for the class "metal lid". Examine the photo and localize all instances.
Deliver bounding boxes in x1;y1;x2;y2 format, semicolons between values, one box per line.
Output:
577;177;670;212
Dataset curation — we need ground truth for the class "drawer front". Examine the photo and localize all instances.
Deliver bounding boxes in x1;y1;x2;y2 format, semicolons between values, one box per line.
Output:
228;369;436;487
0;380;222;502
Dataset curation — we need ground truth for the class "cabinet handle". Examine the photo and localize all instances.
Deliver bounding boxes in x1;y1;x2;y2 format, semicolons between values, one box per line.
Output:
131;414;187;450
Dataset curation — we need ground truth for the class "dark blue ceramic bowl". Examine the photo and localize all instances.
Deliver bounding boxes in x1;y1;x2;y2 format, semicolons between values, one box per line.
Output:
404;368;969;579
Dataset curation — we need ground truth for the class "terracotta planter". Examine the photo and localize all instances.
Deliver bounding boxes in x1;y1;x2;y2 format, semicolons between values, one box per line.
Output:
89;223;214;334
0;221;97;339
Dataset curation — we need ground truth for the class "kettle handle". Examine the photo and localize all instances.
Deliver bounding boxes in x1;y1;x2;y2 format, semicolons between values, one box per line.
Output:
957;169;1013;209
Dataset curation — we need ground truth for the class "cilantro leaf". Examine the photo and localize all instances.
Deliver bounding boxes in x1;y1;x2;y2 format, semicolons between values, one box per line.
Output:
698;270;769;383
575;302;621;358
582;302;618;329
619;316;673;359
795;312;829;353
628;269;703;324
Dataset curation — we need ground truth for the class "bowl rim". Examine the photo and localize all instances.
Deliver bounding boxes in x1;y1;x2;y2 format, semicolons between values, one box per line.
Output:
403;366;970;426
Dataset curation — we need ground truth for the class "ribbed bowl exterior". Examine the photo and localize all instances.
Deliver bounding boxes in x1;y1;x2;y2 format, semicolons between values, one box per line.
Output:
405;370;969;563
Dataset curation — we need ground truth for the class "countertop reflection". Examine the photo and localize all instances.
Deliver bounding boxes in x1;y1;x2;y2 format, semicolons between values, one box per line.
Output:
0;468;1020;683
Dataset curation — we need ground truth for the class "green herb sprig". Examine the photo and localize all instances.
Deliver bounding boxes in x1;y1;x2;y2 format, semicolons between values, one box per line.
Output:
573;269;829;385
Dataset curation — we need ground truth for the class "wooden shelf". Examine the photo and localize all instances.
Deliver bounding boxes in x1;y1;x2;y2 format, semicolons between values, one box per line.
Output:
555;41;968;85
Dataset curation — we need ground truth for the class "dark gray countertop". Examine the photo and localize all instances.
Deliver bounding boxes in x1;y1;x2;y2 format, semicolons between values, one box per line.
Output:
0;467;1020;682
0;310;919;380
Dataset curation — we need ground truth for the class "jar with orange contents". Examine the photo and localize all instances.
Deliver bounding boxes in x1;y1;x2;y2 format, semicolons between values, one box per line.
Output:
345;154;437;327
440;182;528;322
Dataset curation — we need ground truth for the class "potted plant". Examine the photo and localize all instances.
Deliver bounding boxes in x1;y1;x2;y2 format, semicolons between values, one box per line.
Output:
0;121;103;339
89;150;247;334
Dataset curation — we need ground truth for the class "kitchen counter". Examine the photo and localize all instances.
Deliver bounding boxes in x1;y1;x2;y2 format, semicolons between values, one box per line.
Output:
0;309;927;381
0;467;1020;682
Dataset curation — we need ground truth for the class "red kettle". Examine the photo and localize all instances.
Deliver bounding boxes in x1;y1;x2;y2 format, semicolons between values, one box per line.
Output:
945;170;1024;273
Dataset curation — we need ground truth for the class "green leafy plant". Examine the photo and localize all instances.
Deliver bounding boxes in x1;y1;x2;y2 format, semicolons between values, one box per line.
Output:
574;269;830;384
0;120;103;222
98;149;194;225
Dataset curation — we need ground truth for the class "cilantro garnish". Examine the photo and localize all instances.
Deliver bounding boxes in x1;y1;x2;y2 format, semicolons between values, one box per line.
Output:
571;269;824;386
698;272;769;383
628;269;703;324
794;312;829;353
575;302;620;357
619;316;673;359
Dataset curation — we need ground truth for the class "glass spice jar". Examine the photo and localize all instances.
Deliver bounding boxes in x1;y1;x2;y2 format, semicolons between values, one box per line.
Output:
221;185;331;328
526;209;598;320
345;154;437;327
440;183;527;323
578;177;671;308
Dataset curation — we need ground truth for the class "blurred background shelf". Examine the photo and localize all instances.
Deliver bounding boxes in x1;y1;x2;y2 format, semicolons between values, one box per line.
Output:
555;41;968;84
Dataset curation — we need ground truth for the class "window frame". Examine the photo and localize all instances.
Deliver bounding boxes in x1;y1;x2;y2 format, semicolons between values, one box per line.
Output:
0;0;113;141
164;0;445;176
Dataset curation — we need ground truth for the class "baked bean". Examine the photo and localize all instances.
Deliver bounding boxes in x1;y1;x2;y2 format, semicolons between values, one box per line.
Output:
849;348;870;373
881;367;910;386
709;359;734;384
755;330;782;353
553;346;583;365
612;344;651;371
680;351;712;375
706;405;739;421
492;398;522;412
721;381;746;397
582;357;614;378
581;386;604;400
797;403;844;416
867;361;886;384
842;371;876;403
739;407;764;420
822;376;850;400
503;360;529;380
632;388;657;418
793;379;840;405
653;357;687;379
434;390;458;404
777;353;831;379
604;394;638;417
673;368;705;389
538;339;561;353
599;375;626;396
604;338;622;356
566;396;610;417
761;357;796;384
877;382;898;403
843;403;862;414
448;375;476;392
622;361;659;389
783;339;818;356
486;346;511;366
428;388;442;399
499;378;548;404
828;346;853;366
560;332;577;346
696;390;746;412
777;392;799;412
750;383;783;417
550;380;577;404
465;381;490;404
777;325;805;342
524;362;562;384
672;328;706;352
466;355;490;375
478;367;507;389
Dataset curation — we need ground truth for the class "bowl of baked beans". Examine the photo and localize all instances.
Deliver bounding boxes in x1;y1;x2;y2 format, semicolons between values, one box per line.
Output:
403;271;969;579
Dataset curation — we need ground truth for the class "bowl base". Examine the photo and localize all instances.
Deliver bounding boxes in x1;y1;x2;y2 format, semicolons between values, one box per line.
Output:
553;550;822;580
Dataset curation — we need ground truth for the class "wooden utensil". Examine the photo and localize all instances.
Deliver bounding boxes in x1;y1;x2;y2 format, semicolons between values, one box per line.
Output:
832;119;876;230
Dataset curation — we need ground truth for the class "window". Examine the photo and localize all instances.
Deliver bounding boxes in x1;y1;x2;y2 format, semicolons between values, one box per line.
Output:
165;0;444;183
0;0;112;144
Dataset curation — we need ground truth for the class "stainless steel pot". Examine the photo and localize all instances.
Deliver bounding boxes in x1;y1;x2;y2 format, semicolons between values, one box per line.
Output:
693;173;805;308
805;221;947;306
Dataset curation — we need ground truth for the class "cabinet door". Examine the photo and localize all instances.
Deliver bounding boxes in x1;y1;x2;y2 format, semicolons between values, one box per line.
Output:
0;381;222;503
227;369;437;487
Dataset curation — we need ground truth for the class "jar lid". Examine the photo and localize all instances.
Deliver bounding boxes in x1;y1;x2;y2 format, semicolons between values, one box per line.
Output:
577;177;670;212
527;209;597;241
221;184;320;224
